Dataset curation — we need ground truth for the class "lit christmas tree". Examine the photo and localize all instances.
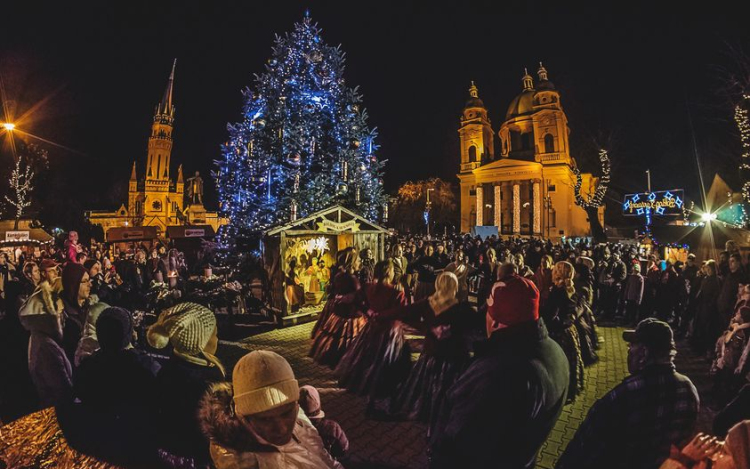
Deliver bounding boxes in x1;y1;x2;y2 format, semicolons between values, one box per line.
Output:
215;13;387;235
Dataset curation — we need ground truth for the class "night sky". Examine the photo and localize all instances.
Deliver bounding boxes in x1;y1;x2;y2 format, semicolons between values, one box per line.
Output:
1;2;749;220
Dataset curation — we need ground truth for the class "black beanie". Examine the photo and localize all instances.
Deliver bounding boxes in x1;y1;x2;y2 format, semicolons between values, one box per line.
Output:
62;262;87;305
97;307;133;352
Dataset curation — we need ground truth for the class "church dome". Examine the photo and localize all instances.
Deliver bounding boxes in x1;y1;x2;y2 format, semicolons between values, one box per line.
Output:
505;89;535;119
464;96;485;109
536;79;556;91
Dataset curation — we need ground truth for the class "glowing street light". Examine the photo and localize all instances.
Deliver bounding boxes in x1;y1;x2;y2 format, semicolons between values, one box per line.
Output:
701;212;717;223
2;122;15;131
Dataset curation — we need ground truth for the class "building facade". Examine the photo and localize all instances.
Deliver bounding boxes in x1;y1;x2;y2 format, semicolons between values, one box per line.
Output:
87;61;226;237
458;64;603;239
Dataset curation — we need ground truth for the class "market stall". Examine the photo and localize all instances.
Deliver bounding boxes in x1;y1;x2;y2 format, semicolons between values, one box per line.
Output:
0;220;54;263
166;225;216;269
105;226;159;257
262;205;387;326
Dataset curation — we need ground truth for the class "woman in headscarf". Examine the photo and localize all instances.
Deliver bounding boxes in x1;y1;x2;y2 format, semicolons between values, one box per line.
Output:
309;248;366;368
542;261;585;402
336;260;410;415
394;271;483;437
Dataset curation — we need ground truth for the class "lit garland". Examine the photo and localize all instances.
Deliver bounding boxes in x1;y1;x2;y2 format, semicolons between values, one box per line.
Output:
532;181;541;234
493;185;501;228
214;13;387;240
475;185;483;226
572;149;610;208
513;183;520;234
734;94;750;225
5;155;35;222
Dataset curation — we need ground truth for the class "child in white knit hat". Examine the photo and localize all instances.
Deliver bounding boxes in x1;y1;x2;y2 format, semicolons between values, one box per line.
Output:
199;350;344;468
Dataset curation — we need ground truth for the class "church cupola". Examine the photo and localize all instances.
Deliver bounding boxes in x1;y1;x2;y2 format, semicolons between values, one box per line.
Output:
522;68;534;91
536;62;556;91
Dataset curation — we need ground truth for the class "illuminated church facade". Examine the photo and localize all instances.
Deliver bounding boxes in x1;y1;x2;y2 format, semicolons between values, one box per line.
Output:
87;61;225;237
458;64;603;240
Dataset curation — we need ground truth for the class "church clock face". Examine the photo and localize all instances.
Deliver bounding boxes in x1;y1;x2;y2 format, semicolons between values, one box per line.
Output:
152;200;162;211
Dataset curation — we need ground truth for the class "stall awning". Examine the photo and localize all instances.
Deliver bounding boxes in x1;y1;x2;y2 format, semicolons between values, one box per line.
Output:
265;205;387;236
166;225;216;239
106;226;159;243
0;221;53;246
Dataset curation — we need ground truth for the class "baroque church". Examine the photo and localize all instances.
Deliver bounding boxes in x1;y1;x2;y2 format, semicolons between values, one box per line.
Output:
458;64;603;240
87;61;225;237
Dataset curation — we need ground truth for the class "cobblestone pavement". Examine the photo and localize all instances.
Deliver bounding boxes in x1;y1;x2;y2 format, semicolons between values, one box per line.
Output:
216;323;714;469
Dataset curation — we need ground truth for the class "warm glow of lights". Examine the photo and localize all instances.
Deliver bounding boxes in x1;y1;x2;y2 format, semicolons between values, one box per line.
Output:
2;122;15;131
476;185;484;226
513;183;521;234
701;212;717;222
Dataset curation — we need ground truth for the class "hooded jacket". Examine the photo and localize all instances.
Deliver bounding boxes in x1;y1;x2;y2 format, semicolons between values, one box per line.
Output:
199;383;343;469
18;279;73;407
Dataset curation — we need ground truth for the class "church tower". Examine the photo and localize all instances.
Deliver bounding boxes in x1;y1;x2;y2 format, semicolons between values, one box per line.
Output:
144;60;176;219
458;82;494;174
530;63;571;166
146;60;175;186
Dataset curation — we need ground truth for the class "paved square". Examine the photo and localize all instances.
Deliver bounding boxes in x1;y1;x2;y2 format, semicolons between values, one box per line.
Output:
217;324;703;468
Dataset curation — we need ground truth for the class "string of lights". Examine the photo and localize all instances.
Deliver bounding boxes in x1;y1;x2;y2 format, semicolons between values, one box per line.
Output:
4;155;34;222
572;149;610;209
734;94;750;225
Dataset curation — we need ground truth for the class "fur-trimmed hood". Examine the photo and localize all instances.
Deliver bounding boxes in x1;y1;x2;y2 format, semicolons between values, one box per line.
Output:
198;382;276;453
19;279;64;340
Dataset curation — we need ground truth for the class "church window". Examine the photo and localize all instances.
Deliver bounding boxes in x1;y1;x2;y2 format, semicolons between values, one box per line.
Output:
136;201;142;214
550;208;557;227
469;145;477;162
544;134;555;153
521;132;533;151
173;202;178;212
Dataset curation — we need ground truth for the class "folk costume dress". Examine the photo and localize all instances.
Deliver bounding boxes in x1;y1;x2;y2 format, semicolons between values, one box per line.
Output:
309;272;366;368
394;298;482;434
335;282;410;400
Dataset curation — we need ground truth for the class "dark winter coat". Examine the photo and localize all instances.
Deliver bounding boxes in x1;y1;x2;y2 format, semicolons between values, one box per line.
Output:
624;273;645;304
18;281;73;408
719;270;745;320
59;348;163;467
714;383;750;437
310;417;349;460
429;319;569;469
155;357;226;463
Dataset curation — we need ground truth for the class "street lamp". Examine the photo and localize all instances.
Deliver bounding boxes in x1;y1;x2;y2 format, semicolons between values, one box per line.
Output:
2;122;15;131
426;188;435;237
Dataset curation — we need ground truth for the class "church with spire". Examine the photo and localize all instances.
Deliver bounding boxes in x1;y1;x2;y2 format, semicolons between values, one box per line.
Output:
87;60;225;237
458;64;603;240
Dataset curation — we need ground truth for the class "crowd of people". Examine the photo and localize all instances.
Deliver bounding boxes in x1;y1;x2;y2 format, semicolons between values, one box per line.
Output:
1;229;750;468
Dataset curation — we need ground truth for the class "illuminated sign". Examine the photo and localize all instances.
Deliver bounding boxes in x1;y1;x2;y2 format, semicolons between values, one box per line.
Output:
5;231;30;241
623;190;684;225
316;219;360;232
184;229;206;238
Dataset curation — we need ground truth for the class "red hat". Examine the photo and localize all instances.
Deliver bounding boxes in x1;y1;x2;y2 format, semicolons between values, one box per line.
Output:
40;259;59;271
486;274;539;331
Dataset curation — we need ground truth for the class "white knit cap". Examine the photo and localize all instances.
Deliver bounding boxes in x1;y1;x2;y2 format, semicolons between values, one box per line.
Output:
233;350;300;416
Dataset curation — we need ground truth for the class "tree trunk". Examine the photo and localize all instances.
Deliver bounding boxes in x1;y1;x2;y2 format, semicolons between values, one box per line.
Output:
14;216;19;230
586;206;607;243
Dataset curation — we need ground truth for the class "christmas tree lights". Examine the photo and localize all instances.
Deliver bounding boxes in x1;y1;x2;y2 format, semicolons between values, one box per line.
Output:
734;94;750;225
215;13;387;237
